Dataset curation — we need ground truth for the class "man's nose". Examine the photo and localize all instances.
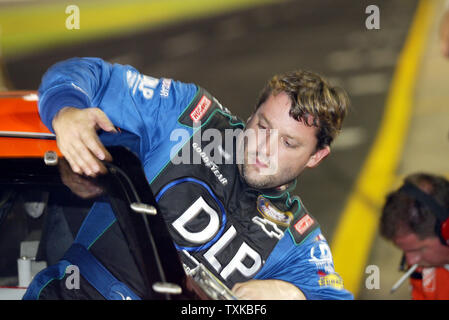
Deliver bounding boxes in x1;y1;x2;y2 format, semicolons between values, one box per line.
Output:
255;129;268;158
257;129;277;157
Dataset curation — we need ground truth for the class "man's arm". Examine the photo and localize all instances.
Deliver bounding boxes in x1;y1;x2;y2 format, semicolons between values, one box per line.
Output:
232;279;306;300
52;107;116;175
38;58;125;175
38;57;113;132
38;57;197;176
250;228;354;300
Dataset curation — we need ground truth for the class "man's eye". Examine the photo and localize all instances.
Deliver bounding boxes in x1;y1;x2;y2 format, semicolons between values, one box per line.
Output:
282;137;298;148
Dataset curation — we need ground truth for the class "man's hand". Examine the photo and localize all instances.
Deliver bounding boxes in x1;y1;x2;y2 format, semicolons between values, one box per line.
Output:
232;279;306;300
52;107;116;176
440;9;449;58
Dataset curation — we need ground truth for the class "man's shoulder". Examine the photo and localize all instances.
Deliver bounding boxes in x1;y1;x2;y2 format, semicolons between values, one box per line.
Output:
177;86;244;129
285;196;321;247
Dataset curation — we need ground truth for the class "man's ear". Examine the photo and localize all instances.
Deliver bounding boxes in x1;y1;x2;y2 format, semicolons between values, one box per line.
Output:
306;145;330;169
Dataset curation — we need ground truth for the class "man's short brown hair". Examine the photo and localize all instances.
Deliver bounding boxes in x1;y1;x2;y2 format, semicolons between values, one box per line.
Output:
256;70;349;150
380;173;449;241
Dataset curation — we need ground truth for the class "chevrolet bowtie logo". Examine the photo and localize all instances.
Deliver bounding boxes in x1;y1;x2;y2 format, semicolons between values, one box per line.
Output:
252;216;284;240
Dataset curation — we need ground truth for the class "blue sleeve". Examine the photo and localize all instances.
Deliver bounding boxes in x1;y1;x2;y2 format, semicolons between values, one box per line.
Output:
254;228;354;300
38;57;113;131
38;57;198;160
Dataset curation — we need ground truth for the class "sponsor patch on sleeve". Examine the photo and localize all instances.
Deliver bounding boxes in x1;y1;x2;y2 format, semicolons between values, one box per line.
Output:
190;95;212;122
178;87;239;128
318;273;344;290
288;204;320;246
294;214;314;235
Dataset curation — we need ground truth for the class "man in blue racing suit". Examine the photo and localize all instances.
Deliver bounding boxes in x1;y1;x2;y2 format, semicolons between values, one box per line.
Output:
26;57;353;300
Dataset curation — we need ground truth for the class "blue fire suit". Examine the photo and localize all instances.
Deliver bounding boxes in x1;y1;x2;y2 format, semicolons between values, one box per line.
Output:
29;57;353;300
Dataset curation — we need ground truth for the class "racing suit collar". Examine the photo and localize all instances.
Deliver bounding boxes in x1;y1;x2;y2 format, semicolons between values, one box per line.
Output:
238;174;298;199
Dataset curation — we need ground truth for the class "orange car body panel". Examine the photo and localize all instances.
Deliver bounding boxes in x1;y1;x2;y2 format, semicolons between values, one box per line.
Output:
0;91;61;158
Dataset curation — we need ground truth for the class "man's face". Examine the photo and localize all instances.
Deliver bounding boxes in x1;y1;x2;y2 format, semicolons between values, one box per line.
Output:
237;91;330;189
394;232;449;267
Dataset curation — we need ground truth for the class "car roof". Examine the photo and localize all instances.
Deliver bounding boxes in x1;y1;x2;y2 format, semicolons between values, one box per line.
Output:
0;91;60;157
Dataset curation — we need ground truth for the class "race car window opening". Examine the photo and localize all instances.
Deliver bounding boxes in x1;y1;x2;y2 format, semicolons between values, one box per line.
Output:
0;148;186;299
108;164;170;283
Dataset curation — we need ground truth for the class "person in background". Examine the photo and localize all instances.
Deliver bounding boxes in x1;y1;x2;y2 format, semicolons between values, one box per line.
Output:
439;1;449;58
380;173;449;299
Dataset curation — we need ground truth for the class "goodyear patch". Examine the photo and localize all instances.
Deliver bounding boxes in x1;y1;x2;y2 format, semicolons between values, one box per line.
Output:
257;195;293;227
318;273;344;290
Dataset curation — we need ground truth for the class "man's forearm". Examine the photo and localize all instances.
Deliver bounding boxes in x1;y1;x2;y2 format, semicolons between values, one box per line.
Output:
232;279;306;300
38;57;112;132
